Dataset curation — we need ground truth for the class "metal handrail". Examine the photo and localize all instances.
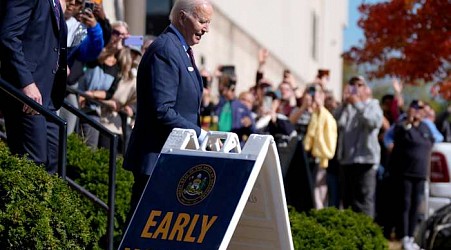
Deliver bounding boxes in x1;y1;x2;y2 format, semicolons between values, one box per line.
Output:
0;79;117;250
0;78;67;177
61;101;118;250
66;86;131;152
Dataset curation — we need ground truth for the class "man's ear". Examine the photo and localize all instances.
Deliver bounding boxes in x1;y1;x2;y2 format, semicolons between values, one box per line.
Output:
180;10;187;21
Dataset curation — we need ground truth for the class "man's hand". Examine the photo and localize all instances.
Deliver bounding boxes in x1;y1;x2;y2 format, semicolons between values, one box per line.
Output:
343;85;359;104
123;105;134;117
240;116;252;128
21;83;41;114
346;94;361;105
258;48;269;65
392;79;403;95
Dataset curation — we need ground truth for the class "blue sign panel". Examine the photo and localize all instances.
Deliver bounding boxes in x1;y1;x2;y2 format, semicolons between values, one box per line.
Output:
119;153;255;250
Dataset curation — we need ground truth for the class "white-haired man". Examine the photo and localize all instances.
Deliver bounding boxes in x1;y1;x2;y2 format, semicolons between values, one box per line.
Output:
124;0;214;214
334;76;383;218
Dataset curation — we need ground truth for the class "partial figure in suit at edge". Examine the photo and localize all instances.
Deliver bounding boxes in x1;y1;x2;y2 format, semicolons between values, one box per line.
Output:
0;0;68;174
123;0;214;213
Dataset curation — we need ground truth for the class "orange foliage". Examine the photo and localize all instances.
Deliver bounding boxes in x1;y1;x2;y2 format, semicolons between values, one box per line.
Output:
344;0;451;85
437;79;451;101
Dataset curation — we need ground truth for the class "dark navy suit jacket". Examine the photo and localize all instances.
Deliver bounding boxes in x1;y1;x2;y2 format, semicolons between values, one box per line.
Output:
0;0;67;172
0;0;67;109
124;26;203;175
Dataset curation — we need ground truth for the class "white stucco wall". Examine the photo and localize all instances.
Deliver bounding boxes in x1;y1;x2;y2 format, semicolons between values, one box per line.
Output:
107;0;348;97
207;0;347;97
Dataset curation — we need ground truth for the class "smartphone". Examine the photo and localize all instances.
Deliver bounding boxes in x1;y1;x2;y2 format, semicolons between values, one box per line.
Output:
263;96;273;111
83;1;94;12
350;85;358;95
202;76;209;88
220;65;235;77
308;86;316;97
123;35;144;47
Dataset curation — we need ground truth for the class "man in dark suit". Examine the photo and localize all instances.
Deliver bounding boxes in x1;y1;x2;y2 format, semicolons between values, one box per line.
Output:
123;0;214;211
0;0;67;173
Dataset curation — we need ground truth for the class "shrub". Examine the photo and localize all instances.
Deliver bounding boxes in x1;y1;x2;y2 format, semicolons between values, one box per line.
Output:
0;141;93;249
289;207;388;250
66;134;133;249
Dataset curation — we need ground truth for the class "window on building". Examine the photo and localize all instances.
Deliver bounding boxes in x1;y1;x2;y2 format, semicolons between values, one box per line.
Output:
311;11;318;61
146;0;174;35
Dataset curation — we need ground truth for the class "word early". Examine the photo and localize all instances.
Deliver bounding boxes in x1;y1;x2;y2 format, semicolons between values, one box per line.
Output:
140;210;218;244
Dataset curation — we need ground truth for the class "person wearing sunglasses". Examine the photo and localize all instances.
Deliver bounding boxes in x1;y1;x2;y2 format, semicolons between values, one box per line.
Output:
334;76;383;218
77;21;129;148
383;99;434;250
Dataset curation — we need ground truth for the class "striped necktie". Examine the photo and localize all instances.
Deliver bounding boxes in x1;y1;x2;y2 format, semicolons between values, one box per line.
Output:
53;0;61;30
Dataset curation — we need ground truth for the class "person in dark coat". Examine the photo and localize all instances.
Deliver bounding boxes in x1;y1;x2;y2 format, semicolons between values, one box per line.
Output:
387;100;434;250
123;0;214;214
0;0;67;173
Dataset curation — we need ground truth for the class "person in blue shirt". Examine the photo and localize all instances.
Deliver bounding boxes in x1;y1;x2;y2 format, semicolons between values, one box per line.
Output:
61;0;104;135
423;102;444;142
384;101;443;150
65;0;104;65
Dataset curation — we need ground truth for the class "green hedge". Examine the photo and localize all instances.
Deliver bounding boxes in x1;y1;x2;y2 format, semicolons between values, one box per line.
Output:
66;134;133;249
0;141;92;249
289;207;388;249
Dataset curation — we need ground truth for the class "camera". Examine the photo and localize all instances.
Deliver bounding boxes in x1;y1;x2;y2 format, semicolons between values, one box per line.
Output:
220;65;235;78
350;85;358;95
202;76;210;88
308;86;316;97
263;95;273;111
83;1;94;12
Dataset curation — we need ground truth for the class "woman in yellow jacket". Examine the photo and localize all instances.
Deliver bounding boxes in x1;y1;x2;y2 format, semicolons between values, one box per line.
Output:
290;83;337;209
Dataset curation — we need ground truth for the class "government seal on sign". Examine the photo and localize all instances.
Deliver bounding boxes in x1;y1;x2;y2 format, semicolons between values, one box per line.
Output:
177;164;216;206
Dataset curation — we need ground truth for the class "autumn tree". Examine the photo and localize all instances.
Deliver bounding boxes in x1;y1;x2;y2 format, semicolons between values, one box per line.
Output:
344;0;450;86
434;77;451;101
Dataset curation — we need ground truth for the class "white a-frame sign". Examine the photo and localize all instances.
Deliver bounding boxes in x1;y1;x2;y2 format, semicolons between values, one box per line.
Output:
119;129;294;250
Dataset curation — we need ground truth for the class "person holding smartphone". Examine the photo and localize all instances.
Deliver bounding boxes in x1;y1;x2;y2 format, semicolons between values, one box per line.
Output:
334;76;383;218
286;84;337;209
385;100;433;249
60;0;104;135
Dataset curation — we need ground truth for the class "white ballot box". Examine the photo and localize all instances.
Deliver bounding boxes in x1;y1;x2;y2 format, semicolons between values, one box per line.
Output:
119;129;294;250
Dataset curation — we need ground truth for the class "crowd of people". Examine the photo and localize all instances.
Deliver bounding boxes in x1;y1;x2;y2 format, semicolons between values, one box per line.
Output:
197;48;450;249
1;0;450;249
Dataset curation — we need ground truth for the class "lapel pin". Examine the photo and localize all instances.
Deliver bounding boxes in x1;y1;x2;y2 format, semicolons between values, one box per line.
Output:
188;67;194;72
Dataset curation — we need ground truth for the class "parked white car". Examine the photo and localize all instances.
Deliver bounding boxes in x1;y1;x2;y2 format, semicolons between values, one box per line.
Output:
428;142;451;216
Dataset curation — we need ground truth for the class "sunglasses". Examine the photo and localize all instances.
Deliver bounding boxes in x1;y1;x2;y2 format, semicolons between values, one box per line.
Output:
112;29;127;37
349;82;365;87
411;105;424;110
410;100;424;110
